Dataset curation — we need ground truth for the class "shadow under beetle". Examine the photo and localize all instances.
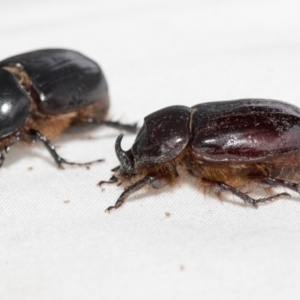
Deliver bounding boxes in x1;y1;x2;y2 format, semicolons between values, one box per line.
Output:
101;98;300;212
0;48;136;167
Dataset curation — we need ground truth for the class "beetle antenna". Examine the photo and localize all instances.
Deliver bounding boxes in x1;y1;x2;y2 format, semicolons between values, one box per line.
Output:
115;134;134;172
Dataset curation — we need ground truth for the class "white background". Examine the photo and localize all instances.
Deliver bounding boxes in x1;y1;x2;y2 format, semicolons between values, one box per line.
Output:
1;1;300;299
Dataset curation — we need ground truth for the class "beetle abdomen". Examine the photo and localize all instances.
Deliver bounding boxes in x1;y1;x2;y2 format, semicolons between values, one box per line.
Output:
265;152;300;182
191;99;300;163
0;49;108;114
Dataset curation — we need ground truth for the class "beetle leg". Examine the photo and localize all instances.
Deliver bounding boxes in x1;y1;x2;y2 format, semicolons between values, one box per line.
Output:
85;118;138;133
28;129;103;168
0;152;5;167
98;175;118;187
216;181;290;207
105;175;154;212
101;120;138;133
260;177;300;193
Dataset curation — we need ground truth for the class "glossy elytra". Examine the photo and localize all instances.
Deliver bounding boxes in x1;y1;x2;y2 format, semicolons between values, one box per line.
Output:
101;99;300;211
0;49;136;167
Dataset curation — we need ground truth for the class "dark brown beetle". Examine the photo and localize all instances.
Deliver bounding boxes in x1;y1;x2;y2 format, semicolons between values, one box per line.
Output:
102;98;300;212
0;49;136;167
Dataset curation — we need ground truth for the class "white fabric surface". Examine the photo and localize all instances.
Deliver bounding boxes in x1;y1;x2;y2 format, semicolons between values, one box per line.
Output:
1;1;300;299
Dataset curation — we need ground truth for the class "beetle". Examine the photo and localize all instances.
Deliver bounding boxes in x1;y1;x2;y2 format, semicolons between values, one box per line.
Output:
101;98;300;212
0;48;136;167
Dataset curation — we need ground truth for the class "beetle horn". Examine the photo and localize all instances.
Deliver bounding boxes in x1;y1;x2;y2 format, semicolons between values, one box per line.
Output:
115;134;134;172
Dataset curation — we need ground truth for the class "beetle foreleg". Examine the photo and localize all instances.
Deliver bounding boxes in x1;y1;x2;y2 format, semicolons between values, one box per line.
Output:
28;129;104;168
98;175;118;187
216;181;290;207
105;175;154;212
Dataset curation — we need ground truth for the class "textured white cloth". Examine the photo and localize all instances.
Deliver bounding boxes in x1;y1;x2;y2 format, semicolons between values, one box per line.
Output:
1;1;300;299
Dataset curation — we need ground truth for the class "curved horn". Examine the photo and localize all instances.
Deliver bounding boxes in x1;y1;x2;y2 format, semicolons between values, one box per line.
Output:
115;134;134;171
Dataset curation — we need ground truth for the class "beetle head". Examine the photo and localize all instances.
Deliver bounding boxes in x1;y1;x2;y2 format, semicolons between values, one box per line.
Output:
115;134;135;176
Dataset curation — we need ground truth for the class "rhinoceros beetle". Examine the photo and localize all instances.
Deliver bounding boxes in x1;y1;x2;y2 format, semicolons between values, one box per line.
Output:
0;48;136;167
101;98;300;212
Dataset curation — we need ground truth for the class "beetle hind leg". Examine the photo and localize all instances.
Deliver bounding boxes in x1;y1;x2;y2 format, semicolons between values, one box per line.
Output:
216;181;290;207
28;129;104;168
260;177;300;194
85;118;138;133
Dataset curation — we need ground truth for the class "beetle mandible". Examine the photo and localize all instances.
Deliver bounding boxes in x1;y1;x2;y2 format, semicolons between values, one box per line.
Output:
0;48;136;167
101;98;300;212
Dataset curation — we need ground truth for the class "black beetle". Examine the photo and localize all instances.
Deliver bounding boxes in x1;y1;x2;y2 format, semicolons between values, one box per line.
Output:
0;48;136;167
101;98;300;212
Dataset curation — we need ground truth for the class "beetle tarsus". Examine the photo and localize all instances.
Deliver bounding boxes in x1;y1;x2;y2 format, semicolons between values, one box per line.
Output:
217;181;290;206
105;203;123;213
105;175;153;212
98;175;118;187
29;129;104;168
244;192;290;207
102;120;138;133
57;157;104;168
86;118;138;133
